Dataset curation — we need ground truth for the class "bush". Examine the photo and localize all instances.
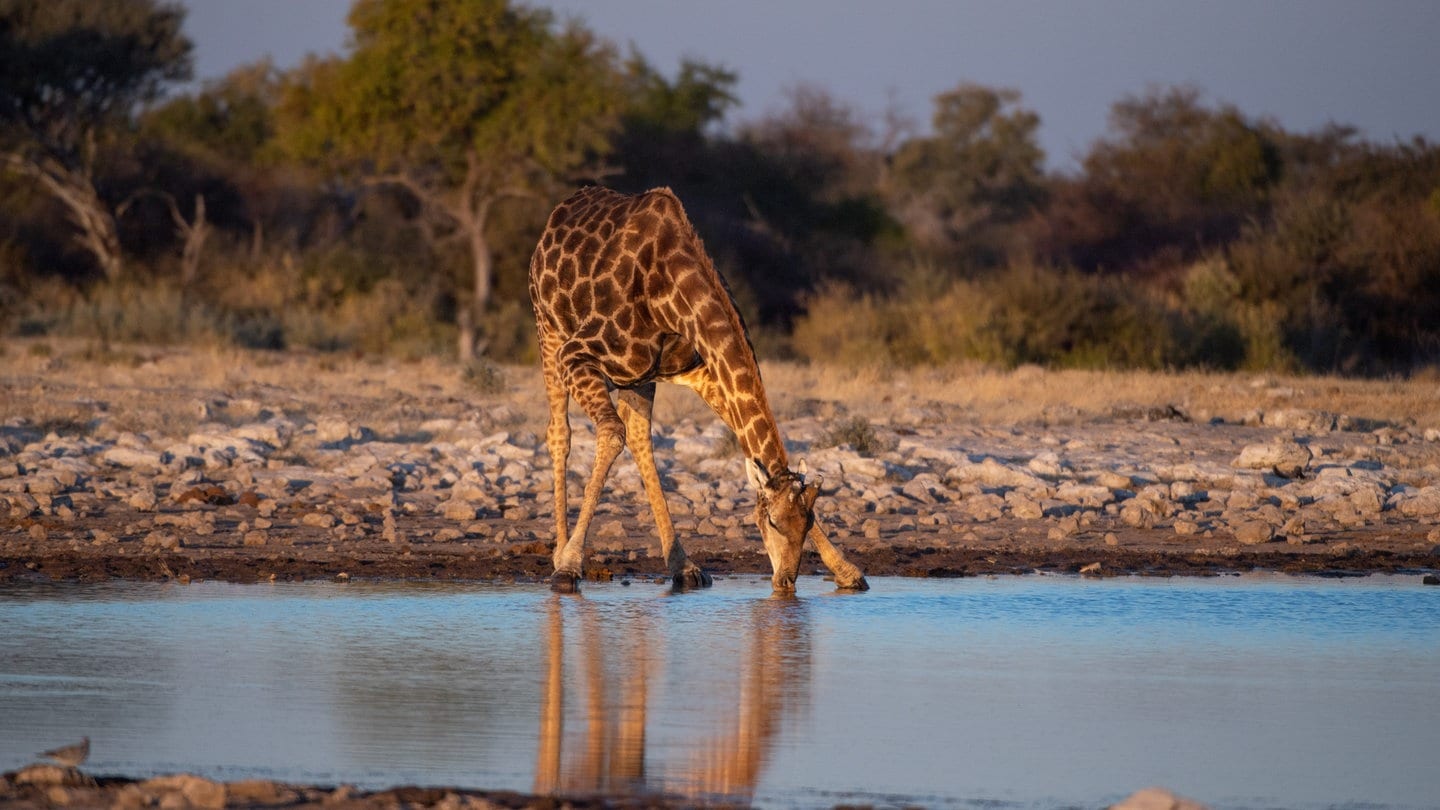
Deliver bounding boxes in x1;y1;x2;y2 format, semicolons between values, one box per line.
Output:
815;416;895;456
792;264;1178;370
789;283;894;366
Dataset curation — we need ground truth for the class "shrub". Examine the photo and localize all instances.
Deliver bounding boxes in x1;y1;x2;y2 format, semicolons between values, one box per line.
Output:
790;283;895;367
462;356;507;395
815;415;895;456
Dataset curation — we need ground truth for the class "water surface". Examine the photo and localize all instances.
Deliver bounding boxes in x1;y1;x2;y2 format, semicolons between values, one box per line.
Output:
2;575;1437;809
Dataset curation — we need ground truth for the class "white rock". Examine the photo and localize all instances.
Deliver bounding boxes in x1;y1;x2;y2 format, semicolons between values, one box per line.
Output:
1006;492;1044;519
1234;441;1310;477
101;446;164;471
1054;483;1115;508
441;501;477;521
1026;451;1067;478
946;457;1045;490
960;493;1005;520
231;419;295;447
1120;502;1157;529
1263;409;1338;432
1233;521;1274;545
315;416;360;443
1398;487;1440;518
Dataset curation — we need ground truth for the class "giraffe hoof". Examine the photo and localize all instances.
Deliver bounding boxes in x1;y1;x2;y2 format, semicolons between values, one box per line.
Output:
672;567;712;591
550;571;581;593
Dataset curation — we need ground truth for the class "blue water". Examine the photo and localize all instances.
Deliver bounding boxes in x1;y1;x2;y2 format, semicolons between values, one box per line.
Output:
1;574;1437;809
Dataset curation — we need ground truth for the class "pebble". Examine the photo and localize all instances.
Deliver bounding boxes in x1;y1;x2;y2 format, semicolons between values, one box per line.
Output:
301;512;336;528
142;531;181;550
440;501;478;521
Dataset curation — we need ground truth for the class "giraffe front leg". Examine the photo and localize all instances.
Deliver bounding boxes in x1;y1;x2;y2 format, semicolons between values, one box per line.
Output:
807;523;869;591
543;374;573;575
552;415;623;592
617;387;711;591
552;353;626;593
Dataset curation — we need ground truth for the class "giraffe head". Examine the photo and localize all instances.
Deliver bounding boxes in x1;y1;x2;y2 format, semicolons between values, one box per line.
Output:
746;459;821;592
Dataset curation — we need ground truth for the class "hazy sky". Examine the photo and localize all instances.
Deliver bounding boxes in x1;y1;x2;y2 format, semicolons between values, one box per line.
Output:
179;0;1440;170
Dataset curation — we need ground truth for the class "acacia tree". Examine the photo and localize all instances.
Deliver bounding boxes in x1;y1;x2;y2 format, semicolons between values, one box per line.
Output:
889;83;1045;265
0;0;191;280
276;0;620;360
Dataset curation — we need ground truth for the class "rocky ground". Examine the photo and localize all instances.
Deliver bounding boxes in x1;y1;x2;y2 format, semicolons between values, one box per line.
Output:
3;341;1440;587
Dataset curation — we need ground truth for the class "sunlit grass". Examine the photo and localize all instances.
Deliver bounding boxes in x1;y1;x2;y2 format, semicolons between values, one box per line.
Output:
4;339;1436;446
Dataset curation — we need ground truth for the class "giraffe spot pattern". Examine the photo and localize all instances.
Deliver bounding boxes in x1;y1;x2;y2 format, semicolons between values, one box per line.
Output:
528;186;790;473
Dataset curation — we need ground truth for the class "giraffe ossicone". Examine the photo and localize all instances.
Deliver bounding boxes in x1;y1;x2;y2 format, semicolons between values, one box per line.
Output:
527;185;868;593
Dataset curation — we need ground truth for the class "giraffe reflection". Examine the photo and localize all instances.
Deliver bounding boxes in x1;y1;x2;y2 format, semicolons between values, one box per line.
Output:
535;593;812;803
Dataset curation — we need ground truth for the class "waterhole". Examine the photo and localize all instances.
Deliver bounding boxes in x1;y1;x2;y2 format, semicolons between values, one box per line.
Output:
2;575;1437;808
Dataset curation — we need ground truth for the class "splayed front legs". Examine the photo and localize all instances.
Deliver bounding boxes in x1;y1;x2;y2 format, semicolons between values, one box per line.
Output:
542;352;711;592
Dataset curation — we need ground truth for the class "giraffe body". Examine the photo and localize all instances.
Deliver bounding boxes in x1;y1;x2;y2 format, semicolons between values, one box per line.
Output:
528;185;867;593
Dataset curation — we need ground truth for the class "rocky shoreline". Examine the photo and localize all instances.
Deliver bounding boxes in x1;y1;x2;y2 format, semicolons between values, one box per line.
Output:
1;764;1206;809
0;763;687;809
3;346;1440;587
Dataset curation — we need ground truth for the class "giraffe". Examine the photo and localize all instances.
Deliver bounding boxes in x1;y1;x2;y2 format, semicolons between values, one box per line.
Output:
527;185;868;593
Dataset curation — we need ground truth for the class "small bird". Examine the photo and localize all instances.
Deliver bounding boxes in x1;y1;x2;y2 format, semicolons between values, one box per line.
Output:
38;736;89;767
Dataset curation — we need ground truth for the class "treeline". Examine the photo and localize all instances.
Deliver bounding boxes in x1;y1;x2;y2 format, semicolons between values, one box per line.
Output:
3;0;1438;374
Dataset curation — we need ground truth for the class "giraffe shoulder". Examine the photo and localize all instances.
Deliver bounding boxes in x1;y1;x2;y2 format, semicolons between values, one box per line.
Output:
643;186;689;219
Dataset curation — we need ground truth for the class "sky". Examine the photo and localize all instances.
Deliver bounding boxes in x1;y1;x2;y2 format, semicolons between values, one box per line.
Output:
178;0;1440;170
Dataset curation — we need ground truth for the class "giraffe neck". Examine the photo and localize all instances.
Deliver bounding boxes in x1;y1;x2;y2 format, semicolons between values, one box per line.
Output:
710;348;791;480
735;402;789;479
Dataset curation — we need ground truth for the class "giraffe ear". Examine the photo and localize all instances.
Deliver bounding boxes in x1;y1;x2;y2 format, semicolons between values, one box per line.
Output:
801;481;821;511
797;458;809;479
745;458;770;491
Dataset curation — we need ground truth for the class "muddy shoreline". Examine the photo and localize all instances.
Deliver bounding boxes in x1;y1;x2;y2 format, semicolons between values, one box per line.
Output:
4;532;1439;587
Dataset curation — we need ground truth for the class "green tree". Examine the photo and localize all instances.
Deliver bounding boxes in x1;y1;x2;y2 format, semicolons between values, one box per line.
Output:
0;0;192;280
143;60;279;169
622;52;737;140
737;85;898;294
889;83;1045;264
275;0;620;360
1086;85;1280;216
1032;86;1282;275
612;53;737;190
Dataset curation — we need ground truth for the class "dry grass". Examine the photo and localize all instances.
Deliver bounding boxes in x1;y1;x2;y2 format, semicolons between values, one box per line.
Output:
758;361;1440;429
4;339;1438;442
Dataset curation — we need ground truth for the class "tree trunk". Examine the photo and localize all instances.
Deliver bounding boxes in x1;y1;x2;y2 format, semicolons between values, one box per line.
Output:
5;153;124;281
457;221;495;363
470;221;493;319
455;185;501;363
174;194;210;288
72;189;125;282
